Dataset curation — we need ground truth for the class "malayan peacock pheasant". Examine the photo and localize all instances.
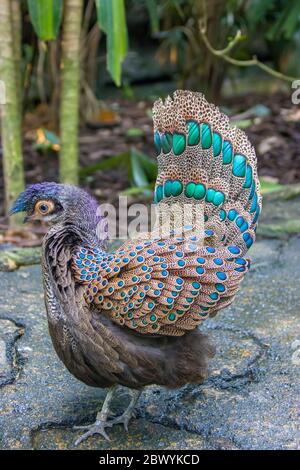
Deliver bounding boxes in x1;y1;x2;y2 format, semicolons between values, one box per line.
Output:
11;91;261;445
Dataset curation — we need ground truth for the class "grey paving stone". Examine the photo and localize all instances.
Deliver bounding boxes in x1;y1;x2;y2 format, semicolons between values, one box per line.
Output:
0;238;299;450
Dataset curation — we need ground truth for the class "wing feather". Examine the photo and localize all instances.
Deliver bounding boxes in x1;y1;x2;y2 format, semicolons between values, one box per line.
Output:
72;229;249;336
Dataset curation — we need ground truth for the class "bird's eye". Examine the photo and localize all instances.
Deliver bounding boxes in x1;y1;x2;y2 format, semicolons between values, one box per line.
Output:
35;200;54;215
39;204;49;213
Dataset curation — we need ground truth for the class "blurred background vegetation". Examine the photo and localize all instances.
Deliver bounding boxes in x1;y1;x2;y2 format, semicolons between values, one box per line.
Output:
0;0;300;243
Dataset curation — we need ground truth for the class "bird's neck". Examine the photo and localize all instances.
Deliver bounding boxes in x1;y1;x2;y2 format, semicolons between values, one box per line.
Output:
45;195;108;250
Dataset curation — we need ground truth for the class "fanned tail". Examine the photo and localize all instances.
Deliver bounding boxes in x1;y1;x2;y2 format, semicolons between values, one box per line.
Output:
152;90;262;255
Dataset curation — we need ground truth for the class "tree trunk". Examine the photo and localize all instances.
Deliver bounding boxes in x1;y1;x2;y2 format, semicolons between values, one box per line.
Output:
59;0;83;185
0;0;25;221
11;0;22;119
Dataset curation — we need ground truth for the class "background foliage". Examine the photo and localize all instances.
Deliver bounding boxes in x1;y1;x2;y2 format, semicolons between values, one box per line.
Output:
0;0;299;224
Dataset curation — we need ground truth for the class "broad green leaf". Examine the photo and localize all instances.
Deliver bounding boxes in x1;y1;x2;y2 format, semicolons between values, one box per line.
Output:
79;152;130;177
126;127;145;137
96;0;108;33
133;149;157;182
121;183;154;196
145;0;159;33
79;148;157;198
266;0;300;40
130;149;150;187
96;0;128;86
232;119;252;129
245;0;275;29
27;0;62;41
130;148;155;196
259;178;283;194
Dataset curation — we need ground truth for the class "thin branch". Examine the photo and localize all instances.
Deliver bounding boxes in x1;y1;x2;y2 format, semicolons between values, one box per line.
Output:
199;20;299;83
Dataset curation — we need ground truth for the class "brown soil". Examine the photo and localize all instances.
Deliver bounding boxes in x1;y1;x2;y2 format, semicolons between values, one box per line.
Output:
0;91;299;245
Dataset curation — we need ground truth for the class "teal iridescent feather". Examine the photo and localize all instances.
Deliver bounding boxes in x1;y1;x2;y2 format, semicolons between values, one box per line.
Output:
201;123;212;149
232;154;247;178
173;133;186;155
185;182;196;198
161;133;173;154
194;184;206;200
154;131;161;154
222;140;233;164
213;132;222;156
152;90;261;263
187;120;200;146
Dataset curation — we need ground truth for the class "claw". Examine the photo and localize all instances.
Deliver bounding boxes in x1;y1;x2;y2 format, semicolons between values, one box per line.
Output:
107;413;132;433
72;387;142;446
74;421;111;446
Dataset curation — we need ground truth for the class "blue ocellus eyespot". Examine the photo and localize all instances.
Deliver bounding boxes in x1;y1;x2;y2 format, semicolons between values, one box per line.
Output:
232;154;247;178
244;164;253;188
171;180;183;196
154;131;161;154
164;180;173;197
185;182;196;198
222;140;233;164
201;123;212;149
173;133;186;155
213;132;222;156
193;183;206;200
187;120;200;146
161;132;173;153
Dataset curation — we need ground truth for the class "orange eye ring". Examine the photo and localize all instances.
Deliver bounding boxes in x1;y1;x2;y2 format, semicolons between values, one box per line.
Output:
35;200;54;215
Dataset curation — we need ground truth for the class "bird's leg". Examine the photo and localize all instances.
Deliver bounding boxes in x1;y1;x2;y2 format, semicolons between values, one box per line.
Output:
73;385;117;445
107;389;142;432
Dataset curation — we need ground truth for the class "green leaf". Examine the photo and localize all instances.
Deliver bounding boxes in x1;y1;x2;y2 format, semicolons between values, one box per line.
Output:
133;149;157;182
126;127;145;137
79;152;130;177
79;148;157;198
231;119;252;129
130;148;156;196
246;0;275;29
27;0;62;41
259;178;283;194
96;0;109;33
96;0;128;86
145;0;159;34
121;183;154;196
266;0;300;40
130;149;150;187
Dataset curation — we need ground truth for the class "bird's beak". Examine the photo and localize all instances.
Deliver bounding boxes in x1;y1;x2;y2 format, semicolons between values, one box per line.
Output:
10;198;35;223
9;198;26;216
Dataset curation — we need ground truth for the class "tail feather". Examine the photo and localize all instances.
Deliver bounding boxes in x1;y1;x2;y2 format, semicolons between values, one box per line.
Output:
152;90;262;256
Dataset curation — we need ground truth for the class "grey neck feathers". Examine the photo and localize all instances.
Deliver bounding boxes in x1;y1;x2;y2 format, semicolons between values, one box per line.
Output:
47;188;108;249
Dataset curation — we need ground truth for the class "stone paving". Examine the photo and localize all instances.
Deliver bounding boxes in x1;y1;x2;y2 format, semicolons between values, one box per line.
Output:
0;188;299;450
0;237;300;449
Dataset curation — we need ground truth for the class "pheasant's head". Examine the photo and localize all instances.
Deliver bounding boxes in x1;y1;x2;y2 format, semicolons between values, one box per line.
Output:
10;182;100;228
10;182;65;223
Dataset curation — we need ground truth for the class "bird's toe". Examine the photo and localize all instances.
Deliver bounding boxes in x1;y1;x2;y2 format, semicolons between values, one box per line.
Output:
107;410;135;433
73;421;111;446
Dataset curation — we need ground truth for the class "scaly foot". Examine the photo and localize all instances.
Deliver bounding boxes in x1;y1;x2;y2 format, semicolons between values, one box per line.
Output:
73;387;142;446
74;419;112;445
107;410;136;432
73;385;117;446
107;389;141;432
